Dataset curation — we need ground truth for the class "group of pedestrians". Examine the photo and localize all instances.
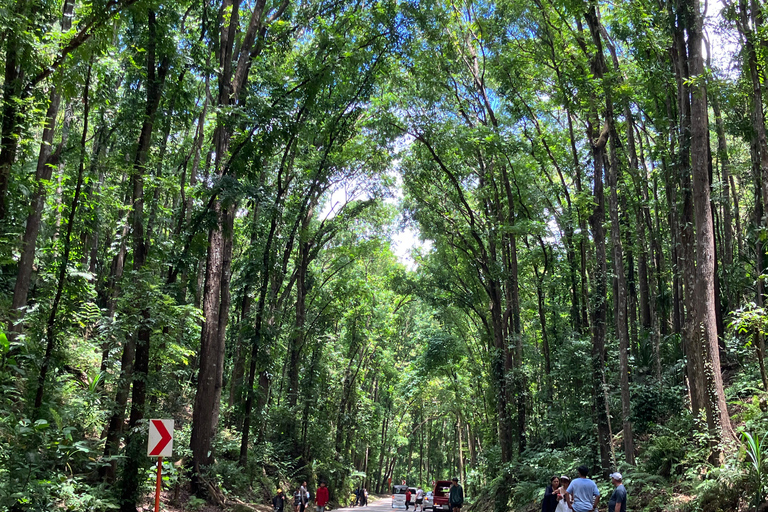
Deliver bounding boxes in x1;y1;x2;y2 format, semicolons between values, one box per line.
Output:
273;481;330;512
352;486;369;507
403;486;424;512
541;466;626;512
274;480;370;512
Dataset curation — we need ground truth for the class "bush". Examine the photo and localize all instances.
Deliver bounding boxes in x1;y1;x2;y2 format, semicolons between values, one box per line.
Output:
631;382;685;434
0;414;118;511
642;433;688;478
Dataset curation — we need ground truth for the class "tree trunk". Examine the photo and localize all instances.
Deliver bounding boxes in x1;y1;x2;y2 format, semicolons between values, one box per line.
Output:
588;133;614;473
566;104;589;333
456;416;465;486
33;64;91;413
499;163;525;454
536;280;550;377
584;6;615;474
585;9;637;461
117;11;170;508
11;0;75;323
192;0;287;480
606;123;636;465
685;0;736;451
711;92;734;272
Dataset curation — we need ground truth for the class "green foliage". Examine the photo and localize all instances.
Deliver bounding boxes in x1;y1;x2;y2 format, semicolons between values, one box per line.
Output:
0;414;117;511
740;431;766;508
641;431;688;478
630;382;685;435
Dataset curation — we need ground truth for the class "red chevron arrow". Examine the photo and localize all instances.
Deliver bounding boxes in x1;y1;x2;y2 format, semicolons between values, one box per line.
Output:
149;420;172;456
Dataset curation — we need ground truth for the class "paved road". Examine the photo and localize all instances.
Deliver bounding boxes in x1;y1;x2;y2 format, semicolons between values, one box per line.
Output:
333;496;391;512
333;497;426;512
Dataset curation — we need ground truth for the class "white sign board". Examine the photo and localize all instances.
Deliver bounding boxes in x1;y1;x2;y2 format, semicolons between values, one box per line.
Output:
147;419;174;457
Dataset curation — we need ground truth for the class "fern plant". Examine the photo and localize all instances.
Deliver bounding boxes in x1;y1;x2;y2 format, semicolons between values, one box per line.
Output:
741;431;766;508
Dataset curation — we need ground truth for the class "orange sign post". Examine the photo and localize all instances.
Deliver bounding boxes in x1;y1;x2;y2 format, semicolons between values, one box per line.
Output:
148;419;174;512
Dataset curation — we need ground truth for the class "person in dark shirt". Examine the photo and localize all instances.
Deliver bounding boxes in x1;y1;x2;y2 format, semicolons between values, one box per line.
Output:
300;482;309;512
607;473;627;512
541;476;560;512
274;489;286;512
449;478;464;512
294;488;302;512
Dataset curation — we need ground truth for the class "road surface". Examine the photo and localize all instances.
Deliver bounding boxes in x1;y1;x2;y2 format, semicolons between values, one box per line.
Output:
333;497;426;512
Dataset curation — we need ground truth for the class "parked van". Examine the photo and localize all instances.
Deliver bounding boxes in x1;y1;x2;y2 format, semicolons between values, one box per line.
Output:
392;485;408;508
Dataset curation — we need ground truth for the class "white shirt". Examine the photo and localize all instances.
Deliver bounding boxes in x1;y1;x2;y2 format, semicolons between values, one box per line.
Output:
416;490;424;499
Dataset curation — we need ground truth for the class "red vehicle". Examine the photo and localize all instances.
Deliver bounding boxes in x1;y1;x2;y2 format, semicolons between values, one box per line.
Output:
431;481;453;512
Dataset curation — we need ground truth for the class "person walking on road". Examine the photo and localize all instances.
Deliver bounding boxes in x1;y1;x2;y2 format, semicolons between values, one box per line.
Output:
566;466;600;512
315;482;330;512
405;488;412;511
294;488;302;512
607;473;627;512
300;482;309;512
415;486;424;512
449;478;464;512
274;489;286;512
362;488;369;507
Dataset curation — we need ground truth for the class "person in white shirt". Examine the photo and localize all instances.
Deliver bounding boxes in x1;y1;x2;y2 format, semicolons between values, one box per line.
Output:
415;487;425;512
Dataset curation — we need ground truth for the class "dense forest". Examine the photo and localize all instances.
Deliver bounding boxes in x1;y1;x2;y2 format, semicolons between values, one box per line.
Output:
2;0;768;511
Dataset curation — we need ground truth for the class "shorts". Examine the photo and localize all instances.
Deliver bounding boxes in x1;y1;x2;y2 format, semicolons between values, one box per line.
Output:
416;500;423;505
316;507;325;512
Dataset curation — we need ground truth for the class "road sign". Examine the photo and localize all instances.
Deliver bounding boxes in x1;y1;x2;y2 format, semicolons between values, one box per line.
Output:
148;419;173;457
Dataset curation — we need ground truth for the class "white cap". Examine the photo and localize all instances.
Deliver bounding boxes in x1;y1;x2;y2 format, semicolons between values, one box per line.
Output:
609;472;622;481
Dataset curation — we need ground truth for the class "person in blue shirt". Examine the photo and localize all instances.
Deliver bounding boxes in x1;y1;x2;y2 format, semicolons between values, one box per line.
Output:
607;472;627;512
565;466;600;512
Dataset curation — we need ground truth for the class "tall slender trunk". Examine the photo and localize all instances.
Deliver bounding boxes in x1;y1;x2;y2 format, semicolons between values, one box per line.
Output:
499;163;524;454
566;108;590;333
584;6;615;473
586;9;637;461
588;121;614;473
11;0;75;323
536;279;550;377
732;175;743;256
711;93;734;271
33;64;91;412
456;416;465;486
192;0;286;479
117;11;170;509
103;13;169;486
670;19;705;415
606;123;635;464
637;128;664;380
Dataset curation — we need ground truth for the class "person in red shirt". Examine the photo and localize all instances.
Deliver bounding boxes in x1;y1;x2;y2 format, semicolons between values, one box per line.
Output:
315;481;330;512
405;489;412;511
